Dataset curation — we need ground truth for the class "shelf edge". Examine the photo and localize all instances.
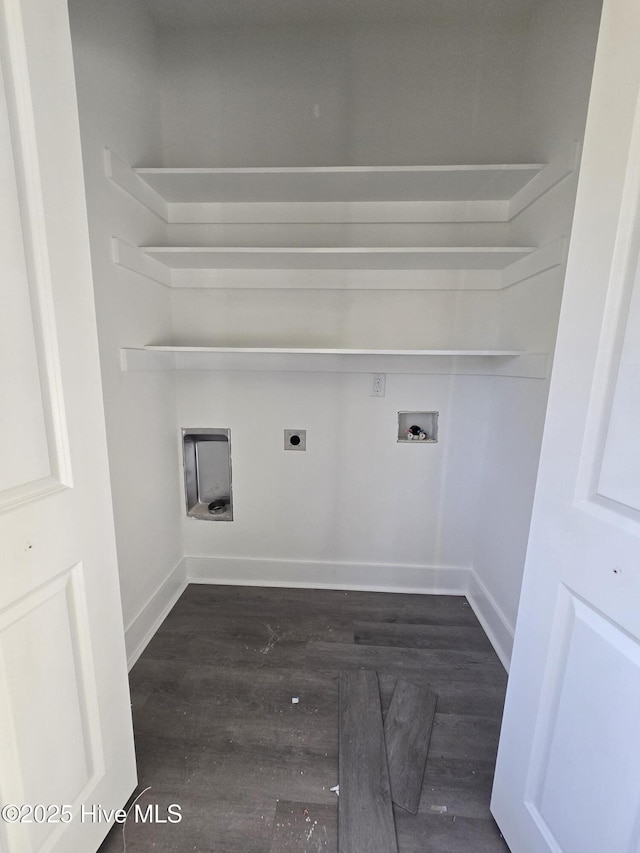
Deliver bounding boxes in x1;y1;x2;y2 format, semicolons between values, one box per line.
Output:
168;267;504;289
143;346;524;355
165;199;510;224
135;163;546;177
120;347;550;379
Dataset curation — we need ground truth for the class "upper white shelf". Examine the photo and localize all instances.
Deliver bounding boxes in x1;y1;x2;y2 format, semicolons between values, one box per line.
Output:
140;245;534;271
133;164;545;204
106;145;578;225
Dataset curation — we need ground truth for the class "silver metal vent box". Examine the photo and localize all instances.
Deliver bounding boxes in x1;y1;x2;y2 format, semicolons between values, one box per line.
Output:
182;428;233;521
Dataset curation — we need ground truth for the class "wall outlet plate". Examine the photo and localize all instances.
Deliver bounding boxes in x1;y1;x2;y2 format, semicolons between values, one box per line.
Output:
284;429;306;451
371;373;386;397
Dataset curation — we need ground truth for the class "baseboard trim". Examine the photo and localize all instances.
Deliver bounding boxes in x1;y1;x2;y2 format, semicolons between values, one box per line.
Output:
466;570;515;671
122;557;513;672
124;560;188;670
184;555;469;596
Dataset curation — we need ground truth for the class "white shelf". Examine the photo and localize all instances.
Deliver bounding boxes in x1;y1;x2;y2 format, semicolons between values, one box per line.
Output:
140;245;535;271
120;346;550;379
107;147;571;380
106;145;578;224
133;163;545;204
113;236;565;290
145;346;524;355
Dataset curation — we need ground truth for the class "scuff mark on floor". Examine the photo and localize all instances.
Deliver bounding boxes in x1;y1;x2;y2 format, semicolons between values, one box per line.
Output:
260;623;283;655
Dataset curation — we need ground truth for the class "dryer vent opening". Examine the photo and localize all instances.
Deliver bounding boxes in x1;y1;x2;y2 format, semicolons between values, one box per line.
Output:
182;429;233;521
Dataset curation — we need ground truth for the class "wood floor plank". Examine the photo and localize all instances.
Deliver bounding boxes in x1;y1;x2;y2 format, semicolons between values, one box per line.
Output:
339;670;397;853
160;611;354;645
172;584;480;627
384;679;437;814
270;800;337;852
314;646;507;720
306;641;504;673
428;713;502;762
377;673;506;718
393;811;510;853
354;621;493;652
419;757;498;820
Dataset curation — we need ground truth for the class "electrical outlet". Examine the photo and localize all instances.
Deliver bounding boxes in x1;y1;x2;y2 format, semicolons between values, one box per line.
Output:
371;373;386;397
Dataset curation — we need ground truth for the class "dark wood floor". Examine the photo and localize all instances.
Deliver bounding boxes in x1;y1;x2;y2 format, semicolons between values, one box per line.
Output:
99;585;510;853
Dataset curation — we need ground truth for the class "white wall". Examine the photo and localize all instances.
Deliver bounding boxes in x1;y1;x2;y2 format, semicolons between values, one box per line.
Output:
471;0;603;651
69;0;184;656
159;18;528;166
169;289;502;350
178;371;492;589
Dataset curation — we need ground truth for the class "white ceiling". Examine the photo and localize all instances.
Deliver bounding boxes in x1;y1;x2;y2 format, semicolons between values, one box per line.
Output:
142;0;538;29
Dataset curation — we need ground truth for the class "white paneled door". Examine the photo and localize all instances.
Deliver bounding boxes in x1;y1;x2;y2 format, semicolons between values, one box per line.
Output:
0;1;136;851
492;2;640;852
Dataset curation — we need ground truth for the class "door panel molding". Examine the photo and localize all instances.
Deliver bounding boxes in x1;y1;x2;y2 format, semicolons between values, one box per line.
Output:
575;80;640;535
525;588;640;852
0;0;73;508
0;564;107;850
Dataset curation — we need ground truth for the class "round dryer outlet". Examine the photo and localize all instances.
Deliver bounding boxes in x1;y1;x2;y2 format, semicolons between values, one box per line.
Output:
284;429;306;451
